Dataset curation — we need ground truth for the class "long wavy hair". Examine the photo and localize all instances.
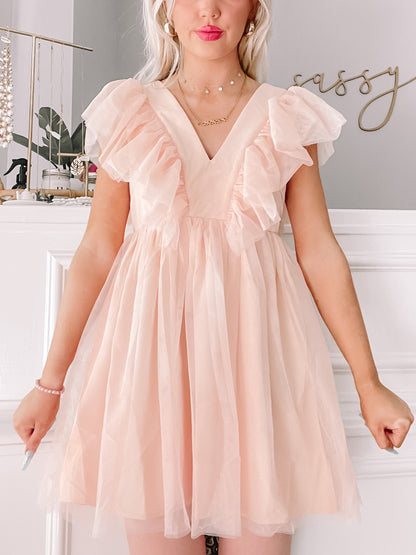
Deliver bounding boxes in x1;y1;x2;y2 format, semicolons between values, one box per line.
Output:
134;0;273;85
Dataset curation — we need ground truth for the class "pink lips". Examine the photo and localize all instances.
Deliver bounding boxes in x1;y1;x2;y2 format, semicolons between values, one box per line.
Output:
196;25;224;41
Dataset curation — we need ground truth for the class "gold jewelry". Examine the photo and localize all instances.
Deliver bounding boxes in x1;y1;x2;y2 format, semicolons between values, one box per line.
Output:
180;71;244;96
70;154;85;177
164;20;177;37
245;21;255;37
177;72;247;126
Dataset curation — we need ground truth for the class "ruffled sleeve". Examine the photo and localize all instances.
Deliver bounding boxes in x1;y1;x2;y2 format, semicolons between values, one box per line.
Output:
81;78;148;182
270;85;347;167
225;85;347;255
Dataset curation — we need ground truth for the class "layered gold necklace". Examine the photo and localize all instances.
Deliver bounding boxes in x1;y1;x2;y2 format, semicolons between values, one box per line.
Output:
177;72;247;127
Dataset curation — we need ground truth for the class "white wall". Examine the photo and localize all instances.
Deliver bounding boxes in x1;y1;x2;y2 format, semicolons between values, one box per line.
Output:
271;0;416;210
3;1;416;207
72;0;416;210
72;0;145;133
0;0;74;190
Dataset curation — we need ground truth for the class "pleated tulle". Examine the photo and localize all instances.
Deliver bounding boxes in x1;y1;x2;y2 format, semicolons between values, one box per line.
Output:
37;77;362;543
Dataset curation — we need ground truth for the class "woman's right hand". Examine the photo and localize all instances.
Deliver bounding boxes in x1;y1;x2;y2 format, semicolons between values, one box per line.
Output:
13;388;61;454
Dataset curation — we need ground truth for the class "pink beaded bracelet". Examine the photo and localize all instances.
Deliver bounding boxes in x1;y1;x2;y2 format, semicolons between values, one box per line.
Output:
34;379;65;396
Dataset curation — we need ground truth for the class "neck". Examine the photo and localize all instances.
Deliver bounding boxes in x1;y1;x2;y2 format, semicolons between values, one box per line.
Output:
177;51;243;89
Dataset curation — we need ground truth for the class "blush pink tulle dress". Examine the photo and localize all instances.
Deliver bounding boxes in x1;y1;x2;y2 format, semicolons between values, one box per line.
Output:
37;77;363;543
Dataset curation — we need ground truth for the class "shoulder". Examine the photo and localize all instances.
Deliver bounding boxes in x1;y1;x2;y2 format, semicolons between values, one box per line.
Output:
82;78;156;123
253;82;300;112
266;83;347;125
97;77;146;98
81;78;171;183
261;81;344;110
263;82;347;133
260;83;347;167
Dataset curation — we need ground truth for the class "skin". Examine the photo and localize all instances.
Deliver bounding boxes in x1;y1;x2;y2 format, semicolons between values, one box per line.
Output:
13;1;414;553
165;0;261;159
286;144;414;449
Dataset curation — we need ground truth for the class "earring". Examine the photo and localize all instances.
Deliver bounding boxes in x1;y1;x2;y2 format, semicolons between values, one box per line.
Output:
245;21;255;37
164;20;177;37
0;28;14;148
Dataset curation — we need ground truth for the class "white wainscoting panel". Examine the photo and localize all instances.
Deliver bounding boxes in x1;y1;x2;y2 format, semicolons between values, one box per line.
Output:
1;207;415;554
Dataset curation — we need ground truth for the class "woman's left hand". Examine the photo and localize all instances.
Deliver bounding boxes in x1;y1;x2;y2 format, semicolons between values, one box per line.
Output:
358;380;415;450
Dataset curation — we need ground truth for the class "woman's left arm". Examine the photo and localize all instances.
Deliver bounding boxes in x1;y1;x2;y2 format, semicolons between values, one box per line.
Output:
285;143;414;450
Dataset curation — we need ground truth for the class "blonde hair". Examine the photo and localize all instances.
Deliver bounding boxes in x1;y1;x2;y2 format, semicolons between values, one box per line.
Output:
134;0;273;85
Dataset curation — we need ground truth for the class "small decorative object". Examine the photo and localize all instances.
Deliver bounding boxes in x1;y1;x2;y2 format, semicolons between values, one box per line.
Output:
51;195;92;206
70;154;85;177
1;158;34;204
0;27;14;148
0;25;92;191
87;171;97;193
4;157;27;188
42;168;71;190
2;188;39;204
35;190;54;203
13;109;85;173
34;378;65;396
70;152;91;193
180;71;243;95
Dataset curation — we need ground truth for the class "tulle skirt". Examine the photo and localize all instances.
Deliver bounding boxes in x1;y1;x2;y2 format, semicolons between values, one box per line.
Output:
37;219;362;543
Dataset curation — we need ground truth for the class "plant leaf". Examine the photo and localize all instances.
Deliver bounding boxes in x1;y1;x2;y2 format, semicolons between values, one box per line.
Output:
71;122;85;154
37;107;74;167
13;106;83;170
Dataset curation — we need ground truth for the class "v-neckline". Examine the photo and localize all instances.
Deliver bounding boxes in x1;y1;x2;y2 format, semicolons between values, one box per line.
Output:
161;82;267;164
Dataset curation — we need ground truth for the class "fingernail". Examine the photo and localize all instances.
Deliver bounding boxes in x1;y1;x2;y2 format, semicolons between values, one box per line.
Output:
21;450;35;470
385;447;399;455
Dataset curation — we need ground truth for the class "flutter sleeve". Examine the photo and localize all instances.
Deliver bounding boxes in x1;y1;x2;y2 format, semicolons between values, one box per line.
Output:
269;85;347;168
81;78;147;182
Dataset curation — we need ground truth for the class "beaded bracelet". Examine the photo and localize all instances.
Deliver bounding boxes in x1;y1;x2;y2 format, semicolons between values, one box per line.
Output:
34;378;65;396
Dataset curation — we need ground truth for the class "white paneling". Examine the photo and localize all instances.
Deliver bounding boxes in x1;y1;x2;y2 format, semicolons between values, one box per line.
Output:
43;251;73;364
1;207;415;554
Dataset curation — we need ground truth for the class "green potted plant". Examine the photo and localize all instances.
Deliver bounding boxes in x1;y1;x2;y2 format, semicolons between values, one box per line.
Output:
12;106;86;190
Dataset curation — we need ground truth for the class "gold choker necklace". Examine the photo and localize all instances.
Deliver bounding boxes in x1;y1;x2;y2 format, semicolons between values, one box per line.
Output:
179;71;244;96
177;72;247;127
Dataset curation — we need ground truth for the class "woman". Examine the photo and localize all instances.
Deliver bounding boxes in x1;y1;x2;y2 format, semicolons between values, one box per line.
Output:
13;1;414;554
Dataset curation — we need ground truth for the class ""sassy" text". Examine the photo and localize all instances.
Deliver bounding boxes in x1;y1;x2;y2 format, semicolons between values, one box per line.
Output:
293;66;415;132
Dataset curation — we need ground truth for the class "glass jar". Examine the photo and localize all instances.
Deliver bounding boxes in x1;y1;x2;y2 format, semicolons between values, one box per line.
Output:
88;172;97;193
42;169;71;190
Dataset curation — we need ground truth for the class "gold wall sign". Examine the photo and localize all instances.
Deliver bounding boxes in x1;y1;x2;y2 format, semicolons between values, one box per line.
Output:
293;66;415;132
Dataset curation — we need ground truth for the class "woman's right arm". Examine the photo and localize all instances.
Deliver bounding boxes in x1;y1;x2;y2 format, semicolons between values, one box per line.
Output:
40;166;131;389
13;166;130;453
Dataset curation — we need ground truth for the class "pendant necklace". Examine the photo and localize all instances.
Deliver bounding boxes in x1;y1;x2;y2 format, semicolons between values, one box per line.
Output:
177;72;247;127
